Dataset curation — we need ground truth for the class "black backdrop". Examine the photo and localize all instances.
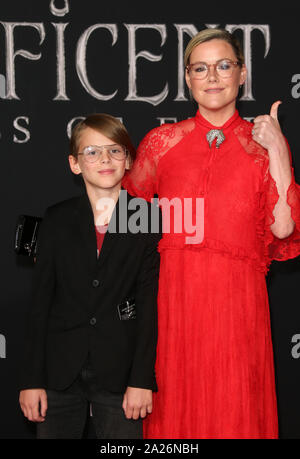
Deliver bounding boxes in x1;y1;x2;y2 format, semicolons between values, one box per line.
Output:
0;1;300;439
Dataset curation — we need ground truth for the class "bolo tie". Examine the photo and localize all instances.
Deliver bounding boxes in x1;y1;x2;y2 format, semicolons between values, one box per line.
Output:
206;129;225;148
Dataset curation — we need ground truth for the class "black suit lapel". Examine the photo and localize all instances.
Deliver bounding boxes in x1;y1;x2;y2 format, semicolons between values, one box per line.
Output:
96;190;129;270
75;193;98;272
75;190;134;272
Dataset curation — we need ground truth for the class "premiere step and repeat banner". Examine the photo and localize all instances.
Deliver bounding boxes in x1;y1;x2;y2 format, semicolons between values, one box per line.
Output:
0;1;299;439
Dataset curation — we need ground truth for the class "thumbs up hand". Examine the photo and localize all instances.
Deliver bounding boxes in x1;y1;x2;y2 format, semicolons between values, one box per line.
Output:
252;101;286;152
269;101;281;121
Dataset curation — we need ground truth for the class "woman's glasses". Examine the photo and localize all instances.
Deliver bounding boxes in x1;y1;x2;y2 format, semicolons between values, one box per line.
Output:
186;59;240;80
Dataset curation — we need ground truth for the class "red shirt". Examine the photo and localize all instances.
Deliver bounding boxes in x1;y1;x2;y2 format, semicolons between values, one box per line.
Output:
95;224;108;256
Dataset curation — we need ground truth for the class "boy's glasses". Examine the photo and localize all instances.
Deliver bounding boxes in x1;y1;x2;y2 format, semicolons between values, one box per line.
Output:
77;144;127;163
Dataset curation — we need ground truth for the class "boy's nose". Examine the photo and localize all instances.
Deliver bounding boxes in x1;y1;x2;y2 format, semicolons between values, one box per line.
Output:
100;149;111;162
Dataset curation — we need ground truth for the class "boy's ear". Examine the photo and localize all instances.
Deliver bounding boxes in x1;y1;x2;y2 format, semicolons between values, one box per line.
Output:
125;156;131;171
68;155;82;175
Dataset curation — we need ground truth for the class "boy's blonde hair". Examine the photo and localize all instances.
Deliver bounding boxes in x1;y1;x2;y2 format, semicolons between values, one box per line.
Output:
70;114;136;166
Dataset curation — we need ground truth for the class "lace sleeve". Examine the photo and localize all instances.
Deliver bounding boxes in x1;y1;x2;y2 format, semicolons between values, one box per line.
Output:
122;128;160;202
122;121;191;201
263;142;300;266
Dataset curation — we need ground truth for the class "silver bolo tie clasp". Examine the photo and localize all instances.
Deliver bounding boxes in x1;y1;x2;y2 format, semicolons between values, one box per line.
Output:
206;129;225;149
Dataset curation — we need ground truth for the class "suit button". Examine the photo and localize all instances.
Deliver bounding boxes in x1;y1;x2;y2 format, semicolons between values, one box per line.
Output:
90;317;97;326
92;279;100;288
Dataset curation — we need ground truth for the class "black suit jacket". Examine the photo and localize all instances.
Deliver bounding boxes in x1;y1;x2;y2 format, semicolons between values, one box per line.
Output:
19;190;161;393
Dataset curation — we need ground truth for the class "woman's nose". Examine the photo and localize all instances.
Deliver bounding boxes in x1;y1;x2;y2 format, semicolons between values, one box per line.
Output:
207;64;218;81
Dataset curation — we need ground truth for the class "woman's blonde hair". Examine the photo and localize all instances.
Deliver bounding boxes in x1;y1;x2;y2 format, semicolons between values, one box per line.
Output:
184;28;244;68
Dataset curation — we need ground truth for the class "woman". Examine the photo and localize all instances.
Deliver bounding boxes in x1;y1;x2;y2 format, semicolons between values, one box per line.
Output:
122;29;300;439
19;114;160;439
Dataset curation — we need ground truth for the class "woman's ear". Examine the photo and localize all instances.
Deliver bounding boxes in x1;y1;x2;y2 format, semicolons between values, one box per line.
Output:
239;64;247;86
185;68;194;101
68;155;82;175
185;67;192;90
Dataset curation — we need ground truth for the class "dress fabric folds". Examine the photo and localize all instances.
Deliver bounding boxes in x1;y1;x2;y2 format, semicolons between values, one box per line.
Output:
122;110;300;439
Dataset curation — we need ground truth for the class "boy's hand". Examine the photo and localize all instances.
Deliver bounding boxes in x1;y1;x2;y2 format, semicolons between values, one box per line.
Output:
122;387;152;420
19;389;47;422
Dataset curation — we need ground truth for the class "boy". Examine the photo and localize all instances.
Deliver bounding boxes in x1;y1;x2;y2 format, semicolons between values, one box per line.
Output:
19;114;160;439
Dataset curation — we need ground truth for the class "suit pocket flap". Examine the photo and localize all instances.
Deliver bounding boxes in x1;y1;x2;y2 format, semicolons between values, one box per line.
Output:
117;298;136;320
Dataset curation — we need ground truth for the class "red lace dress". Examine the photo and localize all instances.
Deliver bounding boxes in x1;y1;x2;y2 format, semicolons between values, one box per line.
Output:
122;110;300;439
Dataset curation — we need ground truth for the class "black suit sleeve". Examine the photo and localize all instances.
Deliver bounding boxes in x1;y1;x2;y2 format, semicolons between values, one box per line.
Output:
127;226;161;391
18;208;56;390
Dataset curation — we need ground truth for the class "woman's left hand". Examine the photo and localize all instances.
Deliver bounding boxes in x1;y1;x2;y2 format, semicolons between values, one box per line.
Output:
253;101;294;239
252;101;287;153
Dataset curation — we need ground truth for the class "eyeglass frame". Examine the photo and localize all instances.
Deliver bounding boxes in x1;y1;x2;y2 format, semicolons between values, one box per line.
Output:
185;58;241;80
77;144;128;162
